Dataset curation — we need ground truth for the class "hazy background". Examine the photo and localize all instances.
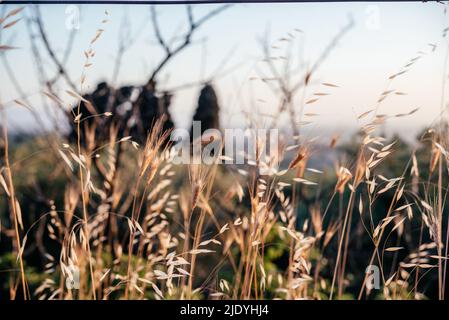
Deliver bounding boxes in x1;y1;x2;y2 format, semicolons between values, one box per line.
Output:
0;1;447;142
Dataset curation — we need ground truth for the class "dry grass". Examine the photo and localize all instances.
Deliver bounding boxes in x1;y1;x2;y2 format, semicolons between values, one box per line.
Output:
1;4;449;301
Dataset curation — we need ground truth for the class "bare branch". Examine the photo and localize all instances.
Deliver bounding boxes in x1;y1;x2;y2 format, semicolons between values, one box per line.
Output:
151;6;171;55
146;4;231;87
33;5;78;91
193;4;231;29
186;5;194;28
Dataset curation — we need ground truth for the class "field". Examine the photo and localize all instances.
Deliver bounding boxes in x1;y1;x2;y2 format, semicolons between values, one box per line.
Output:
1;3;449;300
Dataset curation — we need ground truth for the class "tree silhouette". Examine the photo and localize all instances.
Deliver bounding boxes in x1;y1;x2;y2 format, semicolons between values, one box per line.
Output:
190;84;220;136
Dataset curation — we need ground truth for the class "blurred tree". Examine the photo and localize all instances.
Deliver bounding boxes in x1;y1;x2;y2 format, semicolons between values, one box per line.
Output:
190;84;220;136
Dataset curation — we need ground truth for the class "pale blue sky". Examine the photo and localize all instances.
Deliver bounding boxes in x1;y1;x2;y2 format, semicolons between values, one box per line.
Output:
1;2;448;141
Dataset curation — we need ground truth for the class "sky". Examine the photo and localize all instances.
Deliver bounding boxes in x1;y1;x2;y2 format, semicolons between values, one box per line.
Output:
0;1;448;141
